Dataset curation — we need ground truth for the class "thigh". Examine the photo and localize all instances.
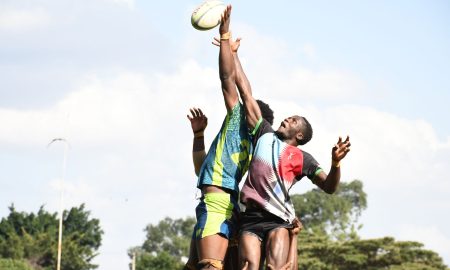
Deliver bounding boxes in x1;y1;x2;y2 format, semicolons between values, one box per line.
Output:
185;237;198;269
198;234;229;261
223;241;238;270
265;227;290;269
239;232;262;270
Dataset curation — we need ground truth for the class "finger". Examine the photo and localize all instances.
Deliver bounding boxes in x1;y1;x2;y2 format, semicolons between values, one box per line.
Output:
189;108;196;117
191;108;199;118
241;261;249;270
198;108;204;117
280;261;292;270
267;264;274;270
187;114;192;121
214;37;220;43
337;136;342;144
225;5;231;20
344;135;350;142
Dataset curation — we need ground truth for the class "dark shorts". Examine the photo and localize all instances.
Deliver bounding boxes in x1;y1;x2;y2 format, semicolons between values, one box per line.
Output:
239;208;292;242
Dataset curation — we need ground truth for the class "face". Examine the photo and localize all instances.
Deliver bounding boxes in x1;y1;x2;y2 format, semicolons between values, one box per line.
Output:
276;115;304;141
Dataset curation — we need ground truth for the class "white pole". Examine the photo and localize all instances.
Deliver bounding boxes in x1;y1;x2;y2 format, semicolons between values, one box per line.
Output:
132;252;136;270
48;138;69;270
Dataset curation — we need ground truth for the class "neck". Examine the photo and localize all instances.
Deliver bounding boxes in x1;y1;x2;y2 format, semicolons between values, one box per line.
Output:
275;131;298;146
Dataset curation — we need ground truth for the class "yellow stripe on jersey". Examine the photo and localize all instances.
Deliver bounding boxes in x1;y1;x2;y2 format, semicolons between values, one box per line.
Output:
211;113;230;186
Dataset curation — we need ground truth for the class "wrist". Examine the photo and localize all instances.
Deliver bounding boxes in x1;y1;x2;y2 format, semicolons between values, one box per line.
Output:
332;159;340;168
220;31;231;40
194;130;204;138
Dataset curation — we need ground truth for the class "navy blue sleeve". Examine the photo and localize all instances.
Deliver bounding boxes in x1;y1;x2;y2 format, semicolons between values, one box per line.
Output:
251;119;273;146
300;151;322;180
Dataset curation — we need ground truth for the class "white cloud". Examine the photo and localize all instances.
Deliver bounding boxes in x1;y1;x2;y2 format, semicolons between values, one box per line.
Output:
1;29;449;268
0;8;50;31
0;60;222;148
302;43;317;59
101;0;135;9
223;23;366;100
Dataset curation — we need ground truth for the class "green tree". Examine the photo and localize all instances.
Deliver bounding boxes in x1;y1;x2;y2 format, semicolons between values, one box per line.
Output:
129;217;195;269
297;233;448;270
0;204;103;270
132;180;448;269
0;258;34;270
292;180;367;240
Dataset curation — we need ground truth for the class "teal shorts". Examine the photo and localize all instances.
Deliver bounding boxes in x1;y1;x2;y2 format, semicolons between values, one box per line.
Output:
192;192;240;240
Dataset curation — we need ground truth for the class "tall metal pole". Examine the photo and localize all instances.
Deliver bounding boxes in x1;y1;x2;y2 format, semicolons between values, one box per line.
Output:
132;252;136;270
48;138;69;270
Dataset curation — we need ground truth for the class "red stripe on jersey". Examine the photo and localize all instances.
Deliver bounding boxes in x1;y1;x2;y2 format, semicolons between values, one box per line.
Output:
278;145;303;186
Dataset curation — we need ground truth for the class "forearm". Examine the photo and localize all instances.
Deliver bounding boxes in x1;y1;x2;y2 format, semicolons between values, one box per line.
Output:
192;132;206;176
232;53;261;129
286;234;298;270
219;35;238;110
322;165;341;194
233;53;252;96
219;36;235;87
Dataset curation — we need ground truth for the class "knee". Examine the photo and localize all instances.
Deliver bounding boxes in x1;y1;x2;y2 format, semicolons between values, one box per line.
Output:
198;259;224;270
183;261;197;270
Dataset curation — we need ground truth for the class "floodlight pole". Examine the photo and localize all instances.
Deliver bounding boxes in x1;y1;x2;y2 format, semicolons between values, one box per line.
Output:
48;138;69;270
132;252;136;270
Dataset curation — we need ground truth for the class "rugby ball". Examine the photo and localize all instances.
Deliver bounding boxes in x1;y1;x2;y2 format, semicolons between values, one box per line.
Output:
191;0;226;31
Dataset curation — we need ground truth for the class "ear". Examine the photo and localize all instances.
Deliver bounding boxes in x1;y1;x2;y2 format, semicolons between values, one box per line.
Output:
296;131;304;142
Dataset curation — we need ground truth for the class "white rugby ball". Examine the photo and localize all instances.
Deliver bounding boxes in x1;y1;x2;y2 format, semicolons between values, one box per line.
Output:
191;0;226;31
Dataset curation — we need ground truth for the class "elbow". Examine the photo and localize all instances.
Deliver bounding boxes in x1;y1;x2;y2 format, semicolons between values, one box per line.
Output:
219;70;236;82
324;185;338;194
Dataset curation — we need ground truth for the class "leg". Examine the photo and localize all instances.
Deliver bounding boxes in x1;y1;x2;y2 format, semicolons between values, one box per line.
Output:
223;239;239;270
265;228;290;269
239;232;261;270
197;234;229;270
194;192;240;270
184;237;198;270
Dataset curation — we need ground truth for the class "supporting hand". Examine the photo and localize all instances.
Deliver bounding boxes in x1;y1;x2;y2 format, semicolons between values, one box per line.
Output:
289;218;303;236
212;36;242;53
267;262;292;270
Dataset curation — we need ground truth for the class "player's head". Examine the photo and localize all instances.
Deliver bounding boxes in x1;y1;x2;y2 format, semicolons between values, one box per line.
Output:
276;115;313;146
256;99;274;125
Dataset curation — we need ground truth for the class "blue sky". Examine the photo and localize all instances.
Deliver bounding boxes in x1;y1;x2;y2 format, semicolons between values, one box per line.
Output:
1;0;449;269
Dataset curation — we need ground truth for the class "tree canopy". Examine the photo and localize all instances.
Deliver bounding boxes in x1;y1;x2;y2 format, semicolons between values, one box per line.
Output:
0;204;103;270
131;180;448;269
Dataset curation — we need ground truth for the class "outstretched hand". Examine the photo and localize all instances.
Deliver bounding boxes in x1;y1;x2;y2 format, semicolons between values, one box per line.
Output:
219;5;232;35
332;136;351;162
212;36;241;53
187;108;208;134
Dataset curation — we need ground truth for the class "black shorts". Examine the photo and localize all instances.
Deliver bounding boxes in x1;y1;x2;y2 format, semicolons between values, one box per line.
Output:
239;208;292;242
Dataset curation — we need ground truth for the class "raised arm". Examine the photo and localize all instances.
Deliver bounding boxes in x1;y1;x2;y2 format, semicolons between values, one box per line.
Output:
234;49;262;131
218;5;239;112
314;136;351;193
218;6;261;130
213;36;251;97
187;108;208;176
